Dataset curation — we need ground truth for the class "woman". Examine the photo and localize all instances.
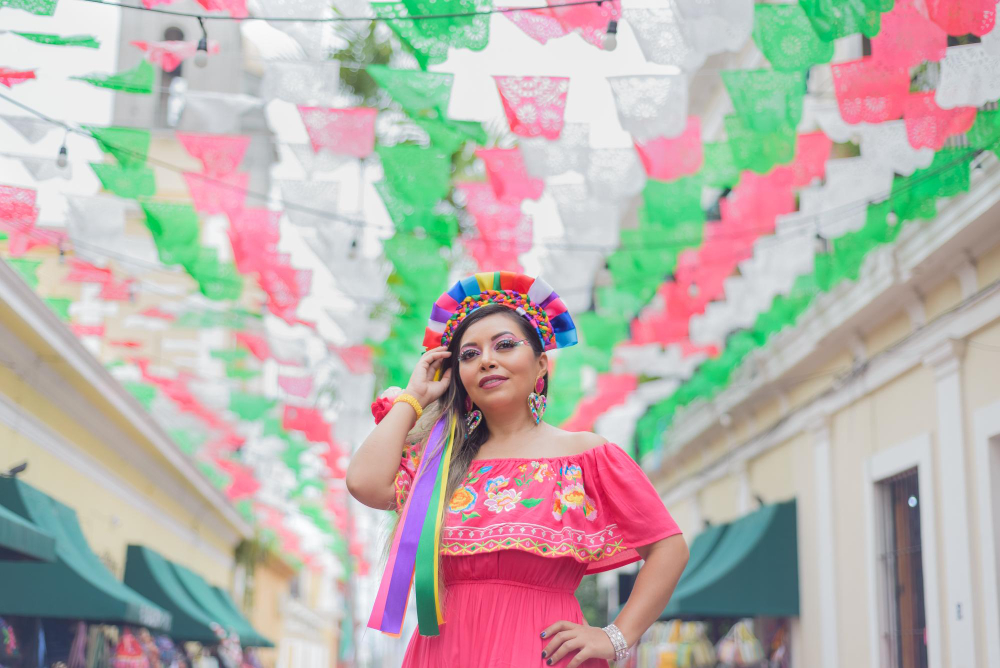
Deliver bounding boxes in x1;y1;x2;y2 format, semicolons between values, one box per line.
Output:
347;272;688;667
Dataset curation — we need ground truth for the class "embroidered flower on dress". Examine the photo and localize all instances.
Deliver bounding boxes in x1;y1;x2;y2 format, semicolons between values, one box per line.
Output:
561;463;583;481
448;485;478;514
552;482;598;520
485;488;521;512
484;475;510;495
530;461;556;482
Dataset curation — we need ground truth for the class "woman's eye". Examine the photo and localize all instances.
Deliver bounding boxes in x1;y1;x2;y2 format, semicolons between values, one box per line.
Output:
494;339;518;351
459;349;480;362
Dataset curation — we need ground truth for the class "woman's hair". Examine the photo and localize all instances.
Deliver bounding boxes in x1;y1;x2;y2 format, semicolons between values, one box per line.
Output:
385;304;548;598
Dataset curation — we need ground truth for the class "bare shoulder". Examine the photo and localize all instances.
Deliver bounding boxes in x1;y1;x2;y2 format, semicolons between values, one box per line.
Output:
547;427;608;456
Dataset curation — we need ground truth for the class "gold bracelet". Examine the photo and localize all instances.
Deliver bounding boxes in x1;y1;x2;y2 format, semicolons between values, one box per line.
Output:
393;393;423;420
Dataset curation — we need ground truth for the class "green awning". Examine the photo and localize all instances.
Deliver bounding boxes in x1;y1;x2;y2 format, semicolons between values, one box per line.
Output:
671;522;728;591
124;545;219;643
0;500;55;562
169;562;272;647
0;478;172;630
662;500;799;619
209;585;274;648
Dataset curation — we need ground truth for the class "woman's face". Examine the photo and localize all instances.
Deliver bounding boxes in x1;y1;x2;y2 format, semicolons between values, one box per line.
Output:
456;312;546;410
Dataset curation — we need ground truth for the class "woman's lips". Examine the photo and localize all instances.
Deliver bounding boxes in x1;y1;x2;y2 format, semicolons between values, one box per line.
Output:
479;376;508;389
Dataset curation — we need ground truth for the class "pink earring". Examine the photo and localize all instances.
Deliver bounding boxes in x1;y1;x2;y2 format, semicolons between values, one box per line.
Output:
528;377;547;425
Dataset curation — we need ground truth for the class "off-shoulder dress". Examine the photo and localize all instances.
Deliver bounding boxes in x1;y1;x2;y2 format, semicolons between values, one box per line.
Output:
391;442;682;668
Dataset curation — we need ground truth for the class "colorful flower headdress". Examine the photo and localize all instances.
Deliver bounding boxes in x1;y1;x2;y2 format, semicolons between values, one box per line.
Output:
422;271;578;351
370;272;576;640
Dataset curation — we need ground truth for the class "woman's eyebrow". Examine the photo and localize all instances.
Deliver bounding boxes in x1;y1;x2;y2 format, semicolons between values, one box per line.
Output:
490;331;514;341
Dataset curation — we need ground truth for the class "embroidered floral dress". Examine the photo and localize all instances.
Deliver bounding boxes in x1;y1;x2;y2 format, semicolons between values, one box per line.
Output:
392;442;682;668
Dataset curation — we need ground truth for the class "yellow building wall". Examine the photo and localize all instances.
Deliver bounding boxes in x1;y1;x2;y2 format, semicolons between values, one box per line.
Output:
961;316;1000;667
964;318;1000;413
664;496;701;537
976;242;1000;287
249;556;295;668
786;432;821;668
787;351;853;412
865;311;911;358
0;310;236;584
924;277;962;321
698;473;742;525
748;436;798;504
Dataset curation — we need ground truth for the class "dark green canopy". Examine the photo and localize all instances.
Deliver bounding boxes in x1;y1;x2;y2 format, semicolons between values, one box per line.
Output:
0;478;171;630
662;500;799;619
124;545;220;643
209;585;274;648
169;562;272;647
0;499;55;562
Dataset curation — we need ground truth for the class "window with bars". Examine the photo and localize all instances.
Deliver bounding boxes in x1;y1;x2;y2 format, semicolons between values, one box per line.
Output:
876;468;929;668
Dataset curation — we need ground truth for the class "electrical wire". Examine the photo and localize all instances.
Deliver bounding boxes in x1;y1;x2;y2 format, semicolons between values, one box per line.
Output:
74;0;615;22
2;89;996;256
3;90;999;347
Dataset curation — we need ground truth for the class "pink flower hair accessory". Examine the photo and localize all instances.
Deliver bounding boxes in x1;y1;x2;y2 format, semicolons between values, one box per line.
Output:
372;386;403;424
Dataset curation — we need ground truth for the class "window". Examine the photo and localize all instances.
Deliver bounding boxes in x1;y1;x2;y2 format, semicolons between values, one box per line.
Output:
156;27;185;127
876;468;929;668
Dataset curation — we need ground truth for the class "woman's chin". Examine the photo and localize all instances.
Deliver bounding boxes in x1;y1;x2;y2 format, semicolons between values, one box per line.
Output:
472;388;520;410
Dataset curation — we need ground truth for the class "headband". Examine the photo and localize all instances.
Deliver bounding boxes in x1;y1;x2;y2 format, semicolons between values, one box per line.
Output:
421;271;578;351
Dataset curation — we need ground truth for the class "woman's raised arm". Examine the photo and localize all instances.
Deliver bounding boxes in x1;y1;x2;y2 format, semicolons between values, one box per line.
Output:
345;346;452;510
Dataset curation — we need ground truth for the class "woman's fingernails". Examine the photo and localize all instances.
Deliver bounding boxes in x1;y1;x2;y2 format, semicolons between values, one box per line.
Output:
540;651;546;658
546;660;553;666
540;631;546;638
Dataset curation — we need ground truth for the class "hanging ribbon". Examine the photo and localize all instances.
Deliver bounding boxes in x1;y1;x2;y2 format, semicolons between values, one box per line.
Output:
369;413;456;637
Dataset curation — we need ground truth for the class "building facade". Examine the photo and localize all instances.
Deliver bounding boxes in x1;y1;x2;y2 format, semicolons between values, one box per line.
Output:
0;257;250;597
648;149;1000;667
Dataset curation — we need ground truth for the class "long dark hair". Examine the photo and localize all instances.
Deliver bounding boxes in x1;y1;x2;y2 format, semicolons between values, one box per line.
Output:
383;304;548;605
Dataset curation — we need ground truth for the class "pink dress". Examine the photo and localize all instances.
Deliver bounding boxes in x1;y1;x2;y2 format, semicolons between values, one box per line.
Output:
392;442;682;668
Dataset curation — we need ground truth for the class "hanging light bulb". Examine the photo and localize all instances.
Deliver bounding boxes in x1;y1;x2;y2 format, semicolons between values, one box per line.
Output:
348;236;359;260
56;143;68;168
813;232;831;255
602;20;618;51
195;18;209;68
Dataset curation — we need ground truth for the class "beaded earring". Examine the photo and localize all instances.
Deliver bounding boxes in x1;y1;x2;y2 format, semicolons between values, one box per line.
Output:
464;394;482;435
528;377;546;425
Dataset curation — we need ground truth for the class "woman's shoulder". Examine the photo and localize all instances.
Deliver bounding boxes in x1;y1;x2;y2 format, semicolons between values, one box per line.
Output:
546;427;611;457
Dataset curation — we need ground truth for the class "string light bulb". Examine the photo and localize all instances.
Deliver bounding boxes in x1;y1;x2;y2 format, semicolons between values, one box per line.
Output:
602;20;618;51
813;232;831;255
195;18;209;67
56;142;68;168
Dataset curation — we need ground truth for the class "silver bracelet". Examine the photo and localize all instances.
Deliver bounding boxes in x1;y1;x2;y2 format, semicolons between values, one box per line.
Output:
602;623;630;662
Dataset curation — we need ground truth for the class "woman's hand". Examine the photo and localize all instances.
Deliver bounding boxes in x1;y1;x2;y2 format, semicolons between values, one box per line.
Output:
539;620;615;667
404;346;452;408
